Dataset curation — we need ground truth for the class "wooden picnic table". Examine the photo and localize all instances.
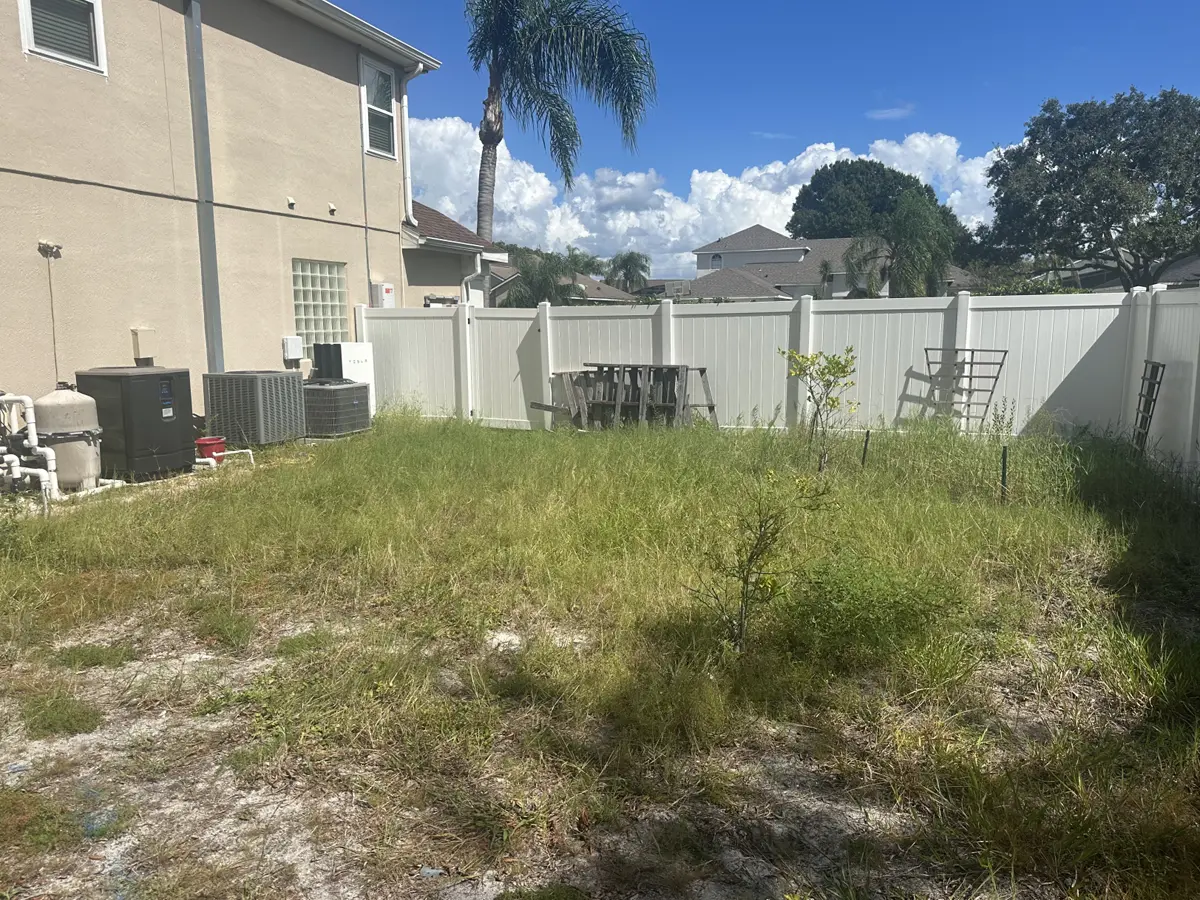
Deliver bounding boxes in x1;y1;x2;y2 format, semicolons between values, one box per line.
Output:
531;363;718;430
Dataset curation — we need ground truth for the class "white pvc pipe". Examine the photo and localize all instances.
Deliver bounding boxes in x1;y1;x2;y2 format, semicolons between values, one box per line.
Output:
72;480;127;498
0;396;36;447
214;448;255;466
194;457;218;469
27;445;60;500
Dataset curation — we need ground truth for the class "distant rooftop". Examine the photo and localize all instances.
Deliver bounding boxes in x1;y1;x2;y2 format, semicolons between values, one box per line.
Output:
693;224;808;254
687;268;790;300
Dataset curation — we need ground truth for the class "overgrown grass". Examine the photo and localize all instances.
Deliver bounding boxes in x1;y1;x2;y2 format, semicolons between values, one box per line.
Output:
55;641;138;669
19;691;105;739
1;414;1197;895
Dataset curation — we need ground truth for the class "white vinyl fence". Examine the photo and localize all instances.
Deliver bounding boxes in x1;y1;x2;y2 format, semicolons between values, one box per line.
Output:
357;286;1200;466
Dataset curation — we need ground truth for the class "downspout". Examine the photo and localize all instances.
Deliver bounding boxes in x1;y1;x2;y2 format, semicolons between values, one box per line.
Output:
357;53;374;322
398;64;425;226
461;252;482;306
184;0;224;373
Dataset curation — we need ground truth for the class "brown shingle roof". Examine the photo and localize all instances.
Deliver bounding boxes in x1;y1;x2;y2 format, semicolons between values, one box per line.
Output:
741;237;859;286
413;201;487;249
688;268;791;300
561;276;638;302
693;224;807;254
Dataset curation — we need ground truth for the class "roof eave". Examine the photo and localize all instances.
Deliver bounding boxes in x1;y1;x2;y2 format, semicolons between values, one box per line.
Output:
420;236;486;253
262;0;441;71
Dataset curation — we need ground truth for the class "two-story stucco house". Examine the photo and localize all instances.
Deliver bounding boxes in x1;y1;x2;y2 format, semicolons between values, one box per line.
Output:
692;225;973;300
1;0;497;405
693;226;869;298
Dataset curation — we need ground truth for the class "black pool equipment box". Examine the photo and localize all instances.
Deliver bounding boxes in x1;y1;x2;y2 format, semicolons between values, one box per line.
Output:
304;379;372;437
75;367;194;477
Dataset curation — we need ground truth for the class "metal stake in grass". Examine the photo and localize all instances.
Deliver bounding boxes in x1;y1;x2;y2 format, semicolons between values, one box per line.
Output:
1001;444;1009;502
861;429;871;467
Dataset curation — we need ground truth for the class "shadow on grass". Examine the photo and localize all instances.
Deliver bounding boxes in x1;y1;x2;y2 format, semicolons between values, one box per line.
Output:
485;557;966;895
887;435;1200;898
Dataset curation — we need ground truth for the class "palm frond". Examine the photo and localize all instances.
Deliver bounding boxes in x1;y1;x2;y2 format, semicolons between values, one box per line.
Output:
469;0;656;186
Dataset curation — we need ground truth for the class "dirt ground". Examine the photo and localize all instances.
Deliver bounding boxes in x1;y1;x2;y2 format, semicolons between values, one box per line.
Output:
2;609;1102;900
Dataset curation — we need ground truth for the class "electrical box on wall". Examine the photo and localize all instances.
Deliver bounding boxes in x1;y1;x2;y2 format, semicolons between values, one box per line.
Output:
281;335;304;362
370;282;395;309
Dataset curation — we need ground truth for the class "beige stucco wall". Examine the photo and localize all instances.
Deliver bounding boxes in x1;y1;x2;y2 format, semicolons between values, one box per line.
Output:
200;0;407;308
0;0;442;409
214;207;377;371
0;0;195;196
697;249;806;278
0;173;205;400
403;249;471;306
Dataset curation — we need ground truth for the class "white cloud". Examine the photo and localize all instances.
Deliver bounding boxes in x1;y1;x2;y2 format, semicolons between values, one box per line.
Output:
867;133;1001;227
866;103;916;121
409;116;999;278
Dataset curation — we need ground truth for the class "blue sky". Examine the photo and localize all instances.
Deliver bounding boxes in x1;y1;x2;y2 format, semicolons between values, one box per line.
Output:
342;0;1200;275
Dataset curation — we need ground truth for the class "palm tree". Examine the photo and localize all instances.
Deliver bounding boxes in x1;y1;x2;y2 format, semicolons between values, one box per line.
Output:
605;250;652;293
500;247;587;307
466;0;657;243
843;190;953;299
817;259;833;299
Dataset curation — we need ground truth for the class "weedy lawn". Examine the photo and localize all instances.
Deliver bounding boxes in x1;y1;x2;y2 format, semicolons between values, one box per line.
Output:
1;416;1197;899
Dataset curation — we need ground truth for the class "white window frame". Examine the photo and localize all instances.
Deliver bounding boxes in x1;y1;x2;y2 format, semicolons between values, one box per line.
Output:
360;56;397;160
711;254;723;270
18;0;109;76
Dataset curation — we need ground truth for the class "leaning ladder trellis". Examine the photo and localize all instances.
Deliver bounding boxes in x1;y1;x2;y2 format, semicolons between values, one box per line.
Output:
924;348;1009;430
1132;360;1166;454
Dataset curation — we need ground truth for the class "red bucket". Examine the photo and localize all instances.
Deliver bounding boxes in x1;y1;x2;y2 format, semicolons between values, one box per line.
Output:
196;436;227;462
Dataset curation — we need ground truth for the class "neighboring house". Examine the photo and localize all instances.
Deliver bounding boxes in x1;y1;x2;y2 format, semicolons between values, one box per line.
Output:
1080;253;1200;293
690;225;971;300
489;269;638;306
644;269;790;302
570;278;638;304
488;264;521;305
408;202;507;307
694;225;816;277
693;227;877;298
1;0;498;406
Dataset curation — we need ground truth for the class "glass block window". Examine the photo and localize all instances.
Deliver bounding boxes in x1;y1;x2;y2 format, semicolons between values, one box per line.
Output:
292;260;349;358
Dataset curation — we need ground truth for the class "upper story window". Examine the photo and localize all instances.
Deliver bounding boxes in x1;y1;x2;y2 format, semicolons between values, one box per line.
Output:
711;254;723;270
361;58;396;158
19;0;108;74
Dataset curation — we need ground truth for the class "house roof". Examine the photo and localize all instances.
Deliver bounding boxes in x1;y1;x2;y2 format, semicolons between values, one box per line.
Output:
740;237;858;286
1158;254;1200;284
944;265;976;289
693;225;807;254
1085;254;1200;292
688;268;791;300
263;0;440;71
489;263;519;286
561;277;639;303
412;202;487;250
